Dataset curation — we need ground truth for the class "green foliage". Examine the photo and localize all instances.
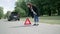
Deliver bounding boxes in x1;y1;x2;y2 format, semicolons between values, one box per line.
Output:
15;0;60;17
0;7;4;19
5;11;11;18
15;0;28;17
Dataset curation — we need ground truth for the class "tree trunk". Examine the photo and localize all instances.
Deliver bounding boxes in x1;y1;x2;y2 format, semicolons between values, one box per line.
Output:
58;8;60;15
48;8;51;16
48;11;51;16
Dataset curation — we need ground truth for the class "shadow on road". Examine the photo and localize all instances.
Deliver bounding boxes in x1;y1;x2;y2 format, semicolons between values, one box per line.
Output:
10;25;33;28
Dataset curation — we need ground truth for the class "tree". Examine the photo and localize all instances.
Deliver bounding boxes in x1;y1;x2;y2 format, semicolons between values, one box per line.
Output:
14;7;26;17
57;3;60;15
15;0;28;17
0;7;4;19
5;11;11;18
15;0;60;17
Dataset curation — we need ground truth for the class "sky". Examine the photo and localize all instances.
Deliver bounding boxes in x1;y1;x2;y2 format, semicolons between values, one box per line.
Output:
0;0;17;14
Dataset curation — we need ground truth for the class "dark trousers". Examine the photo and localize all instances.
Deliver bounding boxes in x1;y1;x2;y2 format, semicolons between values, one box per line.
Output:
34;15;39;24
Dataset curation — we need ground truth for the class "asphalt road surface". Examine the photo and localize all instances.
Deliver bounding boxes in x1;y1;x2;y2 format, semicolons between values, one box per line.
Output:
0;19;60;34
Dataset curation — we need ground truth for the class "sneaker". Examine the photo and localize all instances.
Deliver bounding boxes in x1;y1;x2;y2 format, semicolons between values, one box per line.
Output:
33;24;36;26
37;24;39;25
33;24;39;26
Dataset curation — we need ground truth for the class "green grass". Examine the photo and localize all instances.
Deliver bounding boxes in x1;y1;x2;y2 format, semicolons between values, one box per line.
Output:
40;16;60;24
21;16;60;24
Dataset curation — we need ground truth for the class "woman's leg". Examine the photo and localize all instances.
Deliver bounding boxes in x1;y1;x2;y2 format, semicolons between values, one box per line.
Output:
34;15;39;24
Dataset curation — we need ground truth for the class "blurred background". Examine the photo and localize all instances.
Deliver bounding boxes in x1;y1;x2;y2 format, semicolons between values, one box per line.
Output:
0;0;60;24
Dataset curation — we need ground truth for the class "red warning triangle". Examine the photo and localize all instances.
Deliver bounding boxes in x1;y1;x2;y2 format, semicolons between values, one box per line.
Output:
24;18;31;25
